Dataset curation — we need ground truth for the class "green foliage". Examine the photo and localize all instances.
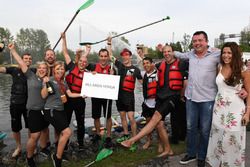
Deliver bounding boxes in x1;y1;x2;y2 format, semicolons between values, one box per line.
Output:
170;42;183;52
88;51;99;63
55;49;75;62
239;30;250;52
147;47;163;59
0;27;14;64
181;33;191;52
15;28;50;63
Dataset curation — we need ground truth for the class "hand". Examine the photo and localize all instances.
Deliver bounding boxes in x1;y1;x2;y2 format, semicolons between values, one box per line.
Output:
237;88;248;99
43;76;49;84
242;112;250;126
61;32;66;39
91;71;97;75
107;36;112;44
8;43;15;50
85;45;91;53
109;69;115;75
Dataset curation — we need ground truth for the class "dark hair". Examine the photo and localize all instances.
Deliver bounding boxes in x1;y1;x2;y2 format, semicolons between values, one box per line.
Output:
163;44;174;51
21;53;31;59
220;42;243;86
193;31;208;41
98;48;109;56
143;57;153;63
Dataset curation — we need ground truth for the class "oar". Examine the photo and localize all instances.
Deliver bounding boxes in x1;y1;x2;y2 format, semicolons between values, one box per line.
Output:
52;0;95;50
84;148;113;167
80;16;170;46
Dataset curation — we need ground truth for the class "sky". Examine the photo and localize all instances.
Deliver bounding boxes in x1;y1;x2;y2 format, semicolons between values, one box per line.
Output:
1;0;250;53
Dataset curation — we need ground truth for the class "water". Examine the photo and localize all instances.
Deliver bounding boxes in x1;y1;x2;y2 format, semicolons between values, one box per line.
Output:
0;74;144;152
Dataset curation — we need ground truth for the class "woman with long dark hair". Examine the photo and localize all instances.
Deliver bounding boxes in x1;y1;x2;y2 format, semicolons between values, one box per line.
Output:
207;42;250;167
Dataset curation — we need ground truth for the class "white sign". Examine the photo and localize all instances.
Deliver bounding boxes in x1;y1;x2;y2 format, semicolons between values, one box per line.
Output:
81;72;120;100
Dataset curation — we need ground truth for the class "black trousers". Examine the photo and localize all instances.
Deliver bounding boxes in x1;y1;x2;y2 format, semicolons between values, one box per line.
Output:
170;98;187;143
64;97;86;146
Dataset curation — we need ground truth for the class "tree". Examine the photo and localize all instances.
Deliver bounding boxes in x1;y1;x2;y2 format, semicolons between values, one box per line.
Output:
0;27;14;64
16;28;51;62
181;33;191;52
239;29;250;52
170;41;183;52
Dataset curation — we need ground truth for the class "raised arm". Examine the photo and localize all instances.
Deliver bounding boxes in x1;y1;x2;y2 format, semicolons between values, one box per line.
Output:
61;33;72;65
107;36;116;62
82;45;91;57
8;43;28;73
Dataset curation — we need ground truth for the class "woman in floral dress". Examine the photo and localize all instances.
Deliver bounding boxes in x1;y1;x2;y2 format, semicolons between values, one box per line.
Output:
207;42;250;167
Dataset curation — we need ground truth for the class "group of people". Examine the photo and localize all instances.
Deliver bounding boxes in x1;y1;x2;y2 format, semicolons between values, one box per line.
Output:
121;31;250;167
0;30;250;167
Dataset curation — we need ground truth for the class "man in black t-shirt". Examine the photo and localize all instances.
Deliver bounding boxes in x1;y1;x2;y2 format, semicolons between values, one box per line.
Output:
0;53;32;158
107;38;143;144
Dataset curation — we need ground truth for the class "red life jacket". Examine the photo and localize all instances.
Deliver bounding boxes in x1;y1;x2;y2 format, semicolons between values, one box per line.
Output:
95;63;110;74
65;66;84;93
122;69;136;92
158;59;183;90
143;70;158;99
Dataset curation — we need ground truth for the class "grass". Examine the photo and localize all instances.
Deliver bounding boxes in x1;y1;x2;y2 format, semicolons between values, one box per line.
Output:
25;141;186;167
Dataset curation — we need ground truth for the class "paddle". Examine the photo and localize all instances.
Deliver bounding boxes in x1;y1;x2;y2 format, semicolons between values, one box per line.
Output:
80;16;170;46
52;0;95;50
84;148;113;167
84;63;114;167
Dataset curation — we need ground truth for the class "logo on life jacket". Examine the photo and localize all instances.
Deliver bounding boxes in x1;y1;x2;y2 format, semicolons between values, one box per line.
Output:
143;70;157;99
158;59;183;90
95;63;110;74
65;66;84;93
122;69;135;92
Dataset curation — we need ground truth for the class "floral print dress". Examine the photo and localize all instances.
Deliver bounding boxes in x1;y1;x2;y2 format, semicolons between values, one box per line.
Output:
207;72;246;167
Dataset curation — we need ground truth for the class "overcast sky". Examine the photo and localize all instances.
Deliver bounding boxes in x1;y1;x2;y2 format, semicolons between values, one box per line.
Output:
2;0;250;52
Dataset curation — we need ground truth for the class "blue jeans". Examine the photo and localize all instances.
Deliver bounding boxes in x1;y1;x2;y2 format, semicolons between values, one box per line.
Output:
186;99;214;160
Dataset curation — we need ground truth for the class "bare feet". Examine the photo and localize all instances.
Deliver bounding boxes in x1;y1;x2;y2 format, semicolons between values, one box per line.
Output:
121;140;133;148
12;148;21;158
158;143;163;153
157;150;174;157
142;140;151;149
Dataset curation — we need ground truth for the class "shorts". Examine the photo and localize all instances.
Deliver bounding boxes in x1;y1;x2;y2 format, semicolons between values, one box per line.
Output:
10;103;28;132
91;98;112;119
116;98;135;112
44;109;69;133
155;95;179;121
141;102;155;118
27;110;49;133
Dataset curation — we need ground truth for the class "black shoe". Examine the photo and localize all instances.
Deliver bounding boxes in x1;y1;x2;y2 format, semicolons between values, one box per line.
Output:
40;147;50;158
51;153;62;167
104;137;113;148
27;157;37;167
91;134;101;144
197;159;205;167
179;154;196;164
